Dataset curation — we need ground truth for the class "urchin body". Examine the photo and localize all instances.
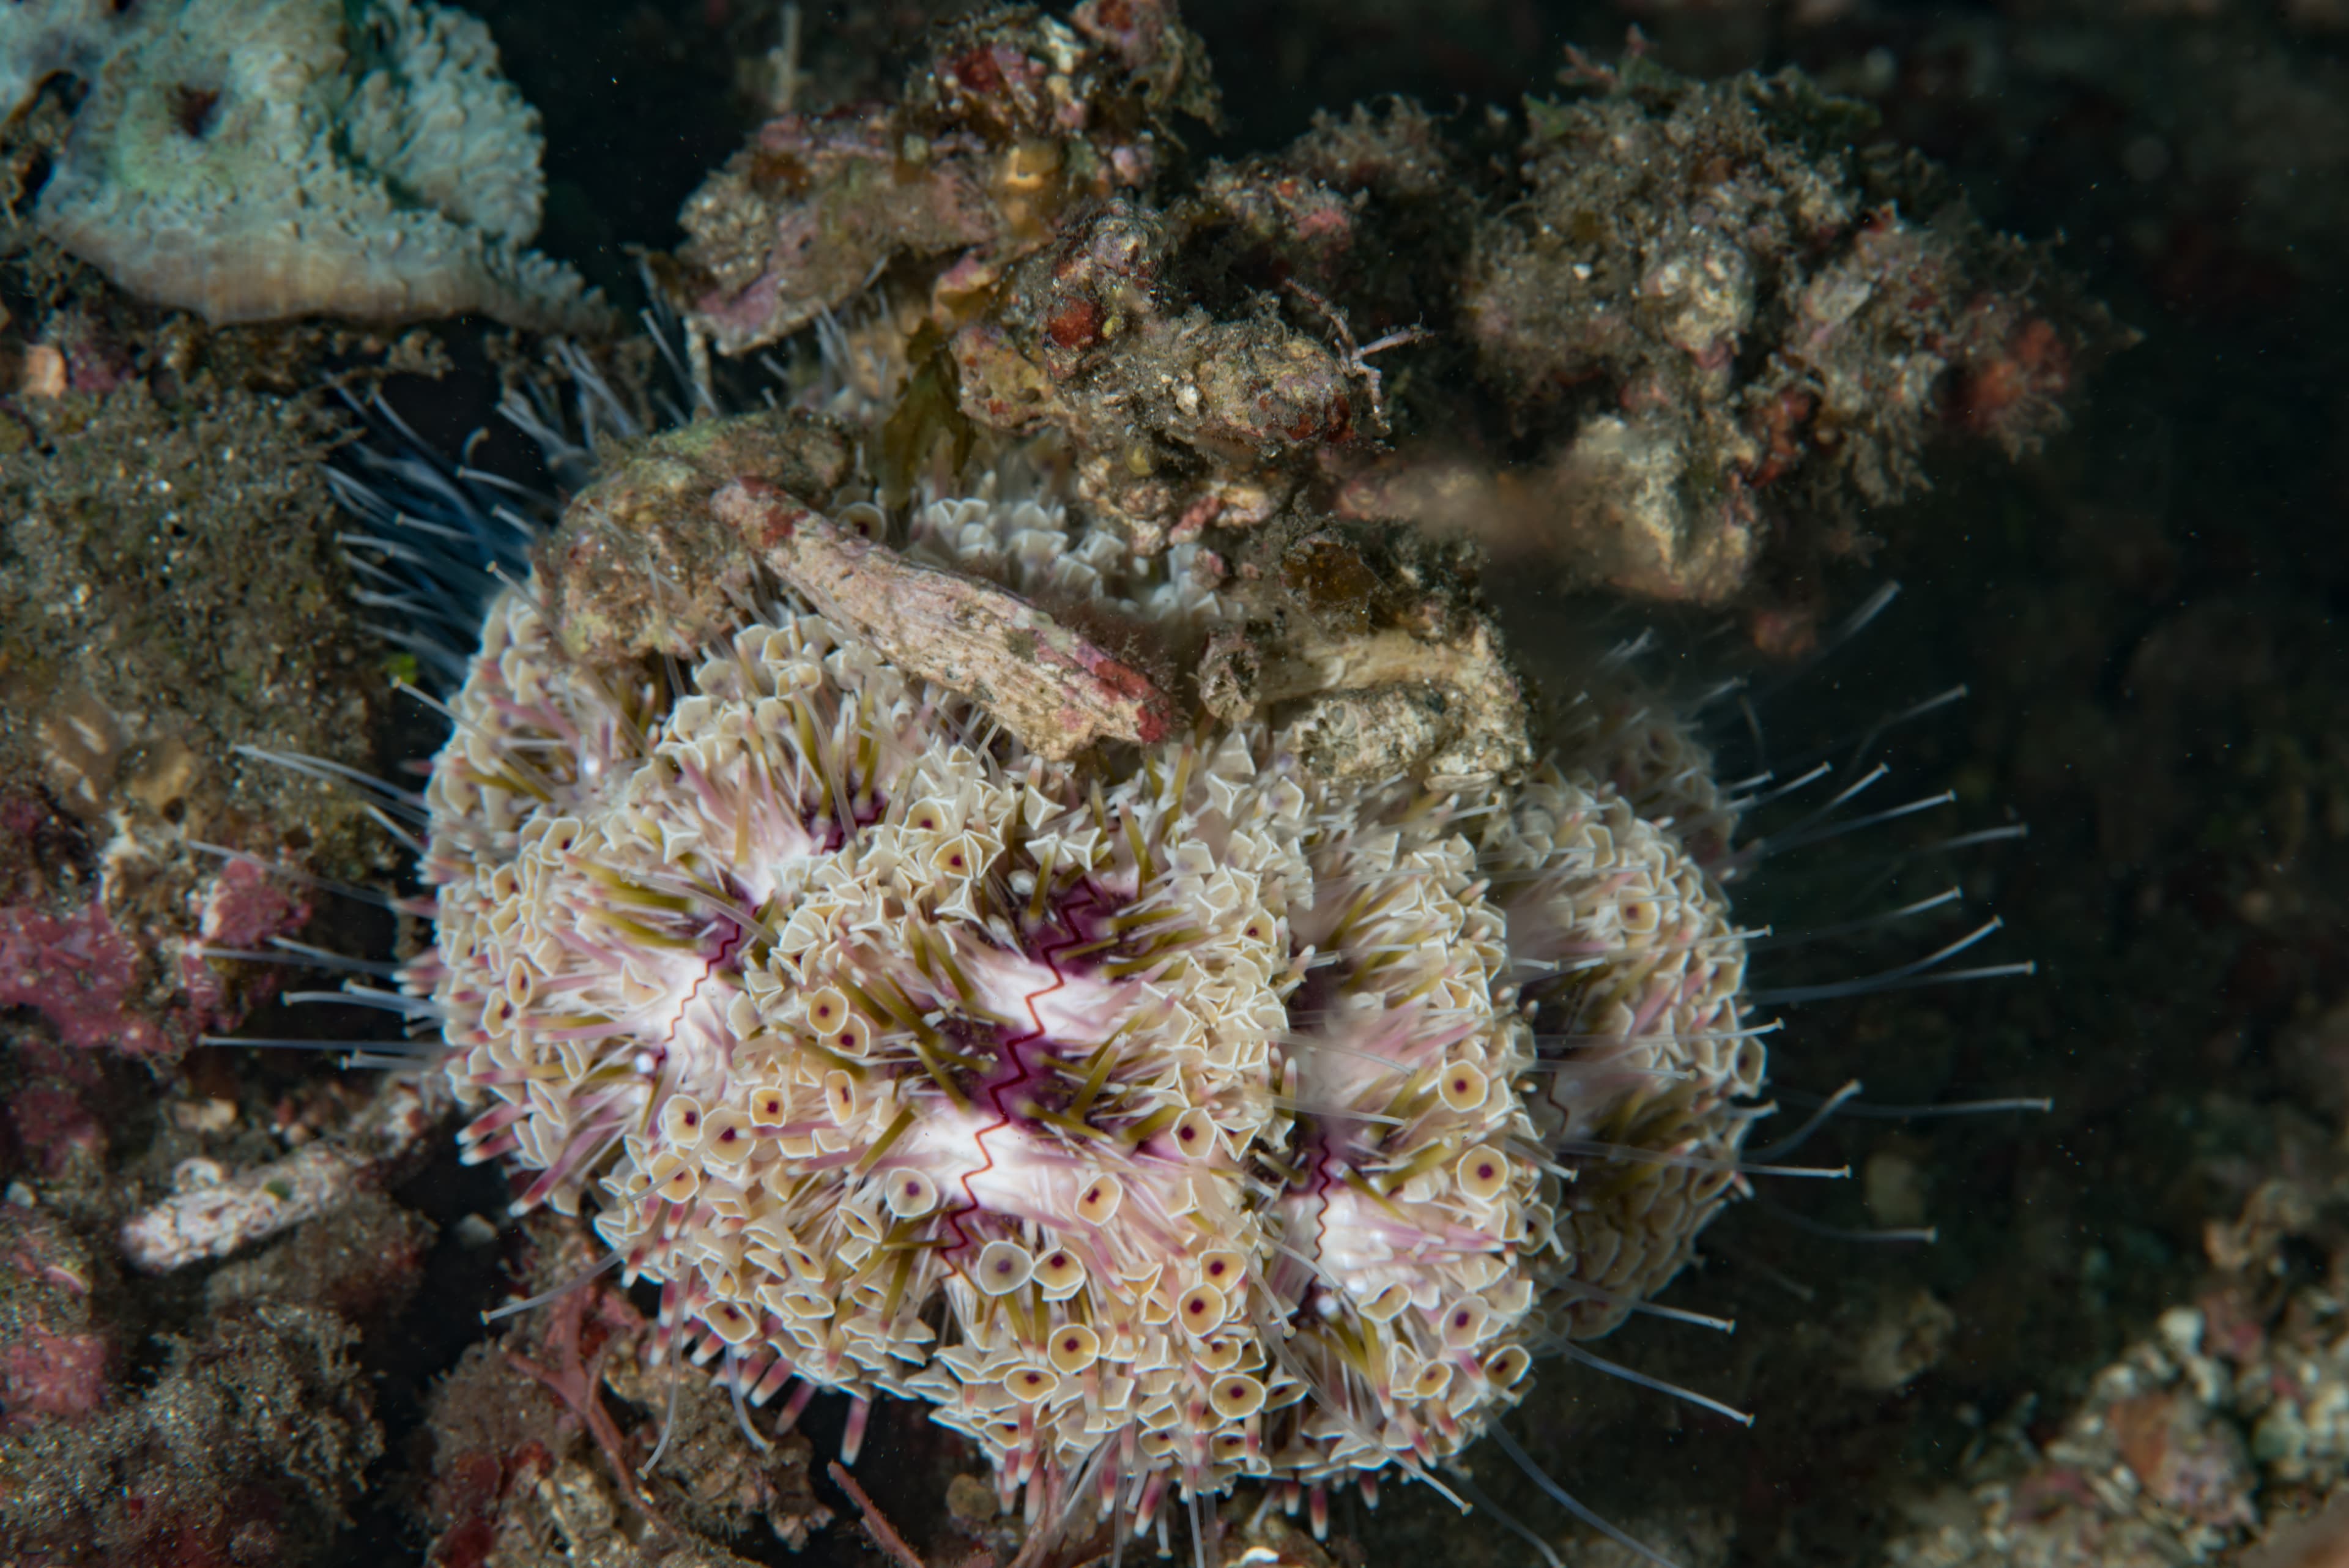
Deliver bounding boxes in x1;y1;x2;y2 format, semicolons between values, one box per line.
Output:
410;489;1758;1534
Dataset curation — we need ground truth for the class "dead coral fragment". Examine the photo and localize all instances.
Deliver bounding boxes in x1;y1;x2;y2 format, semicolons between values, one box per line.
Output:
35;0;607;330
540;399;1519;789
533;408;1177;764
716;480;1175;760
120;1071;451;1273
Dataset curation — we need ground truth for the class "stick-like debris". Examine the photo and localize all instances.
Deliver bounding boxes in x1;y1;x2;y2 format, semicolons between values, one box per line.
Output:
828;1459;930;1568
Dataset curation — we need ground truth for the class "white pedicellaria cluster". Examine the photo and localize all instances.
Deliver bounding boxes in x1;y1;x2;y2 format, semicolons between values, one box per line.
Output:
899;484;1234;634
414;500;1757;1525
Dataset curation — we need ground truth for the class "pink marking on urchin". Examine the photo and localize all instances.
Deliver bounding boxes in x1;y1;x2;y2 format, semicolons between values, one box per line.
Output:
577;901;757;1128
961;940;1137;1046
513;1109;633;1211
771;1376;819;1431
937;874;1138;1275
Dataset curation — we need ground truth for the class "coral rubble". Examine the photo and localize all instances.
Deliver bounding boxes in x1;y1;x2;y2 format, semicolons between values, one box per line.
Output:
1880;1167;2349;1568
667;10;2120;620
16;0;607;331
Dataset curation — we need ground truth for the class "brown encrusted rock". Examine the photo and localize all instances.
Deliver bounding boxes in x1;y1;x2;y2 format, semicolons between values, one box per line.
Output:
673;9;2122;633
1450;59;2129;606
421;1216;833;1565
1180;96;1470;342
670;0;1216;357
0;1205;113;1432
1542;412;1761;606
673;110;1000;357
951;196;1365;552
536;409;855;666
1247;619;1529;787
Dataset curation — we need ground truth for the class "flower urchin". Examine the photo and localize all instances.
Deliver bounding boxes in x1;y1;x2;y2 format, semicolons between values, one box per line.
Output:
403;466;1770;1553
